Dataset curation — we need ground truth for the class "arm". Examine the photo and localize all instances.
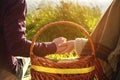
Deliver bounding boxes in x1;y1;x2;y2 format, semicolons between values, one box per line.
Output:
3;0;56;57
74;38;88;55
108;35;120;71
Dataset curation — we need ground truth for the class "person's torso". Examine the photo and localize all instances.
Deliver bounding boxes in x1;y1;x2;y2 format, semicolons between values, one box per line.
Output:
0;0;17;74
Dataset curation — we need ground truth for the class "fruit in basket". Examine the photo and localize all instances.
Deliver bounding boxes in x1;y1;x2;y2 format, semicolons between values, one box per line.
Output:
45;50;79;62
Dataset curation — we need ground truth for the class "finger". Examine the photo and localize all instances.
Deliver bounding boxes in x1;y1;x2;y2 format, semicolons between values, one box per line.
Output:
59;37;67;43
58;46;73;54
56;48;67;54
58;43;68;47
64;45;74;53
53;37;67;45
56;46;67;54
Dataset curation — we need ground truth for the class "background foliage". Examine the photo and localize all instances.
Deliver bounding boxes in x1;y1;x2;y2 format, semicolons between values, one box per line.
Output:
26;1;102;42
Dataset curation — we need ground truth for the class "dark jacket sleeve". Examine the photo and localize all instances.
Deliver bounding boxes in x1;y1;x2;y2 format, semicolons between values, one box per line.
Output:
3;0;56;57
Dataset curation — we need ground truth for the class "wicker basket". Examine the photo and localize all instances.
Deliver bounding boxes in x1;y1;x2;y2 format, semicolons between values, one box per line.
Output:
30;21;108;80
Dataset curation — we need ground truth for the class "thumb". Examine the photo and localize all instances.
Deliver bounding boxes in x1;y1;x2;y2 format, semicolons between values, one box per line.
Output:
59;42;68;47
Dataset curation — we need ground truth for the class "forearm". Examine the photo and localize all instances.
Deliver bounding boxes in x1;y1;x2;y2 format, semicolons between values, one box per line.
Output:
33;42;57;57
74;38;88;55
8;38;56;57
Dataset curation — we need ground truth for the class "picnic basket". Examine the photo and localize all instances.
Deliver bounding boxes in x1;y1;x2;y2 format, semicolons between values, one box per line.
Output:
30;21;108;80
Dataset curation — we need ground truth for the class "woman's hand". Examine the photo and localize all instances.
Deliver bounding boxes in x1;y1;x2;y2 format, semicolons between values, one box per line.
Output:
57;40;75;54
53;37;67;53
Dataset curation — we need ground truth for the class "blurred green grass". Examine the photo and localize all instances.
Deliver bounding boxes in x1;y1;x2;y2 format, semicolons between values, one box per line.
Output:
26;1;102;41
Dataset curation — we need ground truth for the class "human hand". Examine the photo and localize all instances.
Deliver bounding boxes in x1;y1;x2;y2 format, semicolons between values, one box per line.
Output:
57;40;75;53
53;37;67;53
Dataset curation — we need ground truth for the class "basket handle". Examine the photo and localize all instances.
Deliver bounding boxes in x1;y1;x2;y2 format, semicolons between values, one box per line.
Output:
30;21;95;56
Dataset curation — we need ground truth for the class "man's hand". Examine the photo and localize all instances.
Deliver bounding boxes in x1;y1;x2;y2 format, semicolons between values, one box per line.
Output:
53;37;67;53
58;40;75;53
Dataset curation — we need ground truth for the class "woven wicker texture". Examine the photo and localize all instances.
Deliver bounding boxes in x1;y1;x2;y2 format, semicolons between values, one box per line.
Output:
30;21;108;80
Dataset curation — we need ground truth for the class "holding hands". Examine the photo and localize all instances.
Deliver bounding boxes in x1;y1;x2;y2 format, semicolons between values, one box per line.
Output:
53;37;67;53
53;37;87;55
53;37;75;54
58;40;75;53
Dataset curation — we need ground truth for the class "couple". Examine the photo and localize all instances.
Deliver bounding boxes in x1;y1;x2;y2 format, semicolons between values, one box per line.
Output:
0;0;120;80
